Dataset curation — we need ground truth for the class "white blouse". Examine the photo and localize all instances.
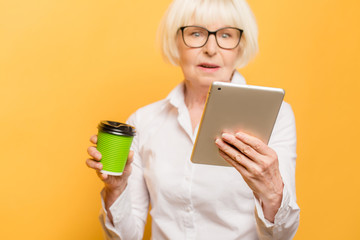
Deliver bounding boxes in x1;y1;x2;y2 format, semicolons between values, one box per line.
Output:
99;72;300;240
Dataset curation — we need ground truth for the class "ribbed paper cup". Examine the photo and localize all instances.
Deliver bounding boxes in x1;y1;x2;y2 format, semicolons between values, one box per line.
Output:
97;121;136;176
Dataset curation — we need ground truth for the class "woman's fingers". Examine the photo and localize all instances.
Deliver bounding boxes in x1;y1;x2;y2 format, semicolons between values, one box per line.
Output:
96;170;108;181
215;138;257;171
218;148;247;173
90;135;98;144
220;132;261;162
86;136;134;193
86;158;103;171
86;134;135;196
235;132;270;156
87;146;102;161
86;134;102;170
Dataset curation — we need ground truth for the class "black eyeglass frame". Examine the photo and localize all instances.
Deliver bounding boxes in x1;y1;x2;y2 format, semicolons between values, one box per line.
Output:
179;25;244;50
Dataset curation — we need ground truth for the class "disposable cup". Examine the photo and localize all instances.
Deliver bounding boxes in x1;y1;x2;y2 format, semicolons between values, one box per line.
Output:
97;121;136;176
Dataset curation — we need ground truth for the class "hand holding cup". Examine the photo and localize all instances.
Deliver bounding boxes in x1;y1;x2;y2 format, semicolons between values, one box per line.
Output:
86;121;136;195
86;135;134;193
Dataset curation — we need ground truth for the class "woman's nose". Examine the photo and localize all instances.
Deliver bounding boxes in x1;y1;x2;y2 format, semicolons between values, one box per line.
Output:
202;35;218;56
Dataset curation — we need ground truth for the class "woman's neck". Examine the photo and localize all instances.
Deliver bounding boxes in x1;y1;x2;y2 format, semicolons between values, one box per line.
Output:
183;81;209;133
184;81;208;110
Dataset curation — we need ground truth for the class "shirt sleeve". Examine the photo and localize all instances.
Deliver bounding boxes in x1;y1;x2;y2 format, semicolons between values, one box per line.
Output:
98;112;150;240
254;102;300;240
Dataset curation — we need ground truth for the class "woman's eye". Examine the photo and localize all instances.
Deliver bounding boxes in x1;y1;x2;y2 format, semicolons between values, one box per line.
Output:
221;33;231;38
191;32;201;37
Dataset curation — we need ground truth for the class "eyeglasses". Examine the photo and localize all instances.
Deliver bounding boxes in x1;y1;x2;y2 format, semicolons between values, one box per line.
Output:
179;26;243;50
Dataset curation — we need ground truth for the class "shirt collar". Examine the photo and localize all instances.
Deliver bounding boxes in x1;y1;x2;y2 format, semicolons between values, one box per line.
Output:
166;70;246;109
231;71;247;85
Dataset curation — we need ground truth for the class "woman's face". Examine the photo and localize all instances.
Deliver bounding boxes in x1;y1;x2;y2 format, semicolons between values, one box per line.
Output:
177;23;241;88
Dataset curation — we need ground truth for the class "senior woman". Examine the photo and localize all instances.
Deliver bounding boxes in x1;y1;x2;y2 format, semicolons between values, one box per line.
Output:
86;0;300;239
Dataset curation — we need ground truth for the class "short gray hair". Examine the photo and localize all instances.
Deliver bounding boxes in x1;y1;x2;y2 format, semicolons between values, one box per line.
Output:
157;0;259;68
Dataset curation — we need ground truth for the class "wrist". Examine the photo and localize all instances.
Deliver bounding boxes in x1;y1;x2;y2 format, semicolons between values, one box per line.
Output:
104;184;127;205
263;181;283;204
260;182;284;223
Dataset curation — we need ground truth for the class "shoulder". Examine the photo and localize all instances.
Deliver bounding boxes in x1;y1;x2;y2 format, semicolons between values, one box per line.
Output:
126;83;183;130
126;98;171;130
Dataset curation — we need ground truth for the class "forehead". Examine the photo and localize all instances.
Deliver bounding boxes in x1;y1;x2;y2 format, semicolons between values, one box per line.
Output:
182;1;238;28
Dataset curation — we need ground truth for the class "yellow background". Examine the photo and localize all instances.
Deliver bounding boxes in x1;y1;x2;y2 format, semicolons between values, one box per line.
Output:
1;0;359;239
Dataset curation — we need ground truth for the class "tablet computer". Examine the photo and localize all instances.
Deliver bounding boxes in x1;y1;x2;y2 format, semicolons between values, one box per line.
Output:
190;81;285;167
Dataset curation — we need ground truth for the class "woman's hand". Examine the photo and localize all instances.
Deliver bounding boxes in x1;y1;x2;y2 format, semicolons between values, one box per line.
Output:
215;131;284;223
86;135;133;216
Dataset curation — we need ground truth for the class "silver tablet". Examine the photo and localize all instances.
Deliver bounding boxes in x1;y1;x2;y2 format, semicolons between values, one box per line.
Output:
190;81;285;167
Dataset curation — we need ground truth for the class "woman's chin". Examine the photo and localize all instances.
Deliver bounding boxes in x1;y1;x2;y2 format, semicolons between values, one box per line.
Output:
186;77;226;90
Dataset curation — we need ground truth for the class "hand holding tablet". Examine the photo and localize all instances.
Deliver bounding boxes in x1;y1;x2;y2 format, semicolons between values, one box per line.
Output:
190;81;284;167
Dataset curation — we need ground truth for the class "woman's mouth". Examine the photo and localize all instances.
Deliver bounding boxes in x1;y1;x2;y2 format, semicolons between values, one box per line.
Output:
197;63;220;72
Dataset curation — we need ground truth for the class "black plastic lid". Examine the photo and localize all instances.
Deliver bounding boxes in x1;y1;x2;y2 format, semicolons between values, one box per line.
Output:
98;121;136;136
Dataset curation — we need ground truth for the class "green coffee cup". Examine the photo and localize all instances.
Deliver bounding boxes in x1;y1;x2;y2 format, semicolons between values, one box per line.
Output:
97;121;136;176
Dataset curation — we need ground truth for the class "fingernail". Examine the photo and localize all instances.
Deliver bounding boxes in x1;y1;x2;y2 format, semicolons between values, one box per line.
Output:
215;138;220;145
222;133;232;140
235;132;244;138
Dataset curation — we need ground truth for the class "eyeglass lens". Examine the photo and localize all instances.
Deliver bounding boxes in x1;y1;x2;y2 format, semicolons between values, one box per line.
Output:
182;26;241;49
